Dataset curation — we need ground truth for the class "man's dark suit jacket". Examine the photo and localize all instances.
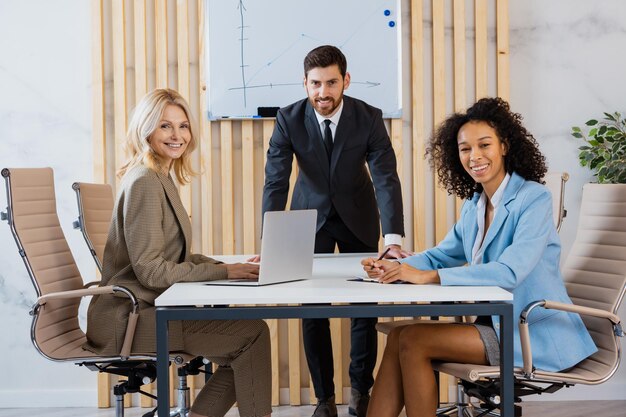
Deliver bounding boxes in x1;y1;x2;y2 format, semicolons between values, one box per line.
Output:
262;95;404;249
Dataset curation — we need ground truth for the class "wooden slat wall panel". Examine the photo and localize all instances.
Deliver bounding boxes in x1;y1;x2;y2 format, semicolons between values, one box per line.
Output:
453;0;467;219
94;0;507;408
330;318;343;403
411;0;426;254
155;0;168;88
176;0;190;100
111;1;131;405
475;0;489;100
309;376;315;405
431;2;450;402
220;120;235;255
268;317;280;406
91;18;109;412
111;0;126;190
497;0;510;101
177;0;193;217
134;0;148;101
92;0;106;185
242;120;255;253
288;318;301;405
262;120;281;406
432;0;448;244
199;1;213;256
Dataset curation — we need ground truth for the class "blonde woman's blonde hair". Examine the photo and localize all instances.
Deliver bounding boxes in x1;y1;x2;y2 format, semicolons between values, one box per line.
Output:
118;88;197;184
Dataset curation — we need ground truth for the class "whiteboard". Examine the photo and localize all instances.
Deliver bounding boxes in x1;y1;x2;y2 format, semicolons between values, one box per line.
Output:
205;0;402;119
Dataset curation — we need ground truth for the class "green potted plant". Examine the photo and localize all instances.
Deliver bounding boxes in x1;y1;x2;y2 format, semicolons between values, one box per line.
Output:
571;112;626;183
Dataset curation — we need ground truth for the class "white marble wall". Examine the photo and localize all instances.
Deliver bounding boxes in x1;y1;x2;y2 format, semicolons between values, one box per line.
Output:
0;0;97;407
0;0;624;408
509;0;626;400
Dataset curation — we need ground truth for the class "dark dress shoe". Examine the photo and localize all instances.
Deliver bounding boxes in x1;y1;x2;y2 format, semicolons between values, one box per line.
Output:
312;395;338;417
348;388;370;417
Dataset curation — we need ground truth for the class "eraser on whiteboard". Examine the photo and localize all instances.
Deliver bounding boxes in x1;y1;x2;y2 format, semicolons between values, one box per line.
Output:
257;107;280;117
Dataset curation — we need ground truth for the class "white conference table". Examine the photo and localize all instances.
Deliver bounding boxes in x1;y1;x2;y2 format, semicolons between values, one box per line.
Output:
155;254;515;416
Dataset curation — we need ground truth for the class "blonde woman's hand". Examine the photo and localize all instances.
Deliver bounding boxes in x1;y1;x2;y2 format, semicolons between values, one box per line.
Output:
225;263;260;280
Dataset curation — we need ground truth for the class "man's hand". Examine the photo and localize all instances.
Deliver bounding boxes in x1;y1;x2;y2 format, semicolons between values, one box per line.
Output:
383;244;413;259
246;254;261;263
225;263;260;280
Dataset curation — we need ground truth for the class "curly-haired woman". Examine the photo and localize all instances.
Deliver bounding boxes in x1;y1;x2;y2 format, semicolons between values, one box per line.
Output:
361;97;596;417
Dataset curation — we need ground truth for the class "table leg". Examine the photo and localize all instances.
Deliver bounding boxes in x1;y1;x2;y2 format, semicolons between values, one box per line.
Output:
156;309;170;416
499;304;514;417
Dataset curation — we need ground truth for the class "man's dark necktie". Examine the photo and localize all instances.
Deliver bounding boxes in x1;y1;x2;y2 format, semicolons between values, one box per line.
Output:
323;119;333;160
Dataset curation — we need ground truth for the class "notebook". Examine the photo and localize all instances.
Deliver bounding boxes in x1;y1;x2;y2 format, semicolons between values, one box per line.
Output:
204;209;316;286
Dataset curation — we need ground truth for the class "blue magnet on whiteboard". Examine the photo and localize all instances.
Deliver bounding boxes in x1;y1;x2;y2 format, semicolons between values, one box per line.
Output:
384;9;391;16
388;21;396;27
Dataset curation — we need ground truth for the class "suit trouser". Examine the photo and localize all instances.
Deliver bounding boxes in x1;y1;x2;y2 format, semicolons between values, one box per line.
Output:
303;214;378;400
181;319;272;417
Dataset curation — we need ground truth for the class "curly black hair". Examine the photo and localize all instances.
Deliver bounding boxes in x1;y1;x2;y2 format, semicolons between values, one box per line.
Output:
426;97;547;200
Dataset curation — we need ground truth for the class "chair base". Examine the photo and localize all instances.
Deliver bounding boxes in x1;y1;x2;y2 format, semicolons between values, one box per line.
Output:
436;380;522;417
139;357;210;417
437;404;508;417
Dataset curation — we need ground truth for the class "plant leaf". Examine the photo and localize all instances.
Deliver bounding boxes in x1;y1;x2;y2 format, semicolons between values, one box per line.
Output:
603;112;616;122
612;142;622;154
575;112;626;182
590;158;601;170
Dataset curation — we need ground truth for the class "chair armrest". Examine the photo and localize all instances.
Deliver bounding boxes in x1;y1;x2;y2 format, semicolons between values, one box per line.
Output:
518;299;623;377
35;285;137;310
542;300;621;325
33;285;140;359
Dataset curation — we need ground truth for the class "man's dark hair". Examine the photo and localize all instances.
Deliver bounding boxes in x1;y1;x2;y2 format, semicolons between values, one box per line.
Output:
304;45;347;78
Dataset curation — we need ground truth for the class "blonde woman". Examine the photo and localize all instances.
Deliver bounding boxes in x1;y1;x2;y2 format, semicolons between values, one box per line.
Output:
85;89;272;417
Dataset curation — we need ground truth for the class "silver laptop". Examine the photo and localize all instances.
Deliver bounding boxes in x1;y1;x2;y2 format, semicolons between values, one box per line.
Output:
204;209;316;286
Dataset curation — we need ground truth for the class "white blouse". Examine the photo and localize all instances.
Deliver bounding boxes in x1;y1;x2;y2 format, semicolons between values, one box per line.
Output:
470;173;511;265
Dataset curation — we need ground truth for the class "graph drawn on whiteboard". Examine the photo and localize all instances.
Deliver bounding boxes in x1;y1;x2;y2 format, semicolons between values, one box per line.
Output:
205;0;402;119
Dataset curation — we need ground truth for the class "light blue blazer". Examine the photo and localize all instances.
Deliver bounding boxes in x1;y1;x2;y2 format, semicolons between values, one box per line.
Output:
403;172;596;371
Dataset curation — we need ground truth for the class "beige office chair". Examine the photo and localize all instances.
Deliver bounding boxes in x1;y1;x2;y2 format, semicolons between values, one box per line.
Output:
70;180;212;417
1;168;199;417
72;182;114;273
435;182;625;416
543;172;569;233
380;183;625;416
